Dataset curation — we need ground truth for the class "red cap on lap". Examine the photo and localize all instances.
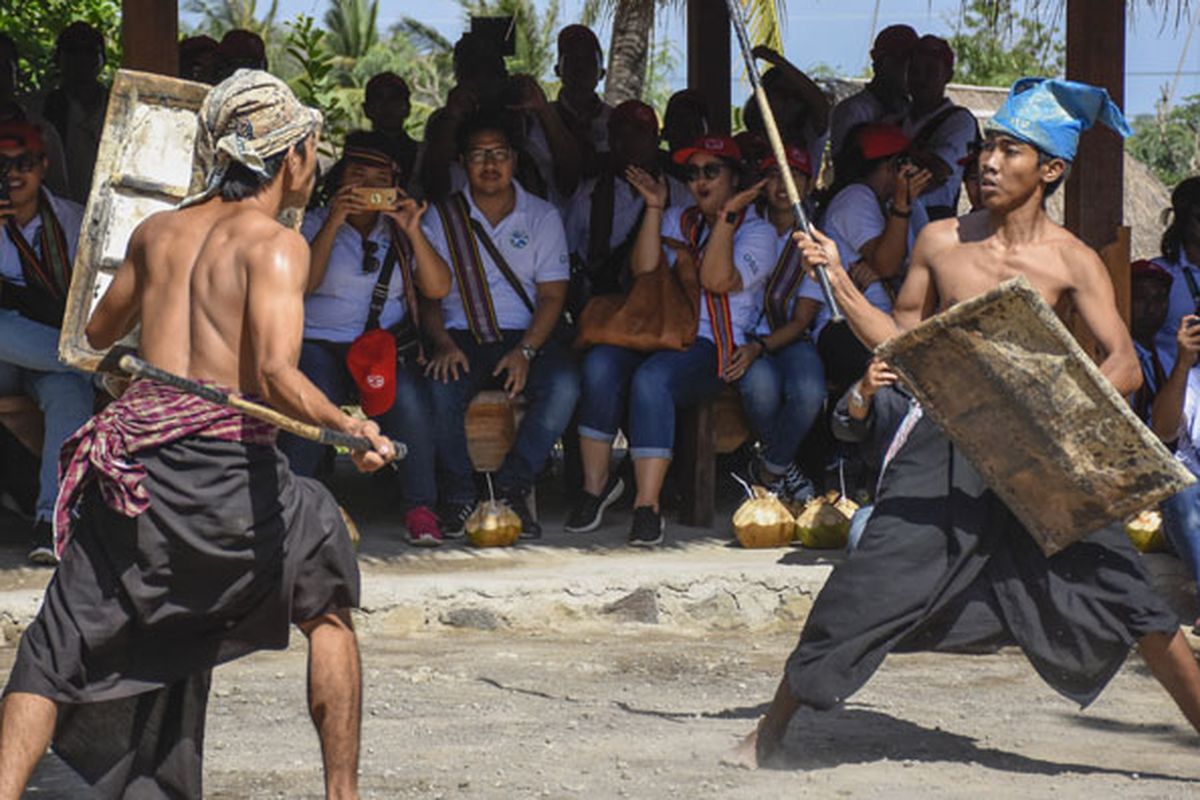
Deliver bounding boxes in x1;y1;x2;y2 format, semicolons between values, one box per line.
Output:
346;329;397;417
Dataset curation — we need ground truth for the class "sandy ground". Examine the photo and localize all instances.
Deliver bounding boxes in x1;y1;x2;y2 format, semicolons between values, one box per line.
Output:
14;628;1200;799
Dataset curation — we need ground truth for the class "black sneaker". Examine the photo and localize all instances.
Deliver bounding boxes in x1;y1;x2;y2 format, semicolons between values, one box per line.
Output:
500;490;542;540
438;503;474;539
27;518;57;567
782;464;817;505
564;476;625;533
628;506;663;547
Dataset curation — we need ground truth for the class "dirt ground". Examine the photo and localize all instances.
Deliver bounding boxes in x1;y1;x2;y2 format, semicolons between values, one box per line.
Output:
15;627;1200;799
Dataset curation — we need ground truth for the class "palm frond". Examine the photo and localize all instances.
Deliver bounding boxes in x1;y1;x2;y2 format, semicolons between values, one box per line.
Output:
394;18;454;54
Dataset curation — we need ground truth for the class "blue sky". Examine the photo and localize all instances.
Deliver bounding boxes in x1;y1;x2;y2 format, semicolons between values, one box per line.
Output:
186;0;1200;117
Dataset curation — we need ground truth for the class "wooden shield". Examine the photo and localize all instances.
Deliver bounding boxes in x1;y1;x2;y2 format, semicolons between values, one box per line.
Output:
58;69;209;372
876;277;1195;556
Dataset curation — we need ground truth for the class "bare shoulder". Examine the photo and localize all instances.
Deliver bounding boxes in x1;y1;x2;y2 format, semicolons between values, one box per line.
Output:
1053;224;1108;285
912;215;963;262
237;215;310;280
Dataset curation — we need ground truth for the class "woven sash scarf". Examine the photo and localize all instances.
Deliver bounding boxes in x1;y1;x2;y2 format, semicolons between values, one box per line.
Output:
434;192;502;343
681;205;741;375
763;233;807;332
4;192;71;306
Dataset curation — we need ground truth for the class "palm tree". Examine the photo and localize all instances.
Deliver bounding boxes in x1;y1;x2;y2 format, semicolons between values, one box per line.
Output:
324;0;380;66
186;0;280;42
599;0;784;104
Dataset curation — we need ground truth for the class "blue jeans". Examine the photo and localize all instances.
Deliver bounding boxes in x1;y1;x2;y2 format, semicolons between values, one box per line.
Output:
278;339;437;510
0;310;79;373
1162;481;1200;614
428;329;580;505
578;339;723;459
737;339;825;472
0;351;93;522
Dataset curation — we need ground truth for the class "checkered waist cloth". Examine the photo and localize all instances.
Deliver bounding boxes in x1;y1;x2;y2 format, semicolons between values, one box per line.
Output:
54;376;277;557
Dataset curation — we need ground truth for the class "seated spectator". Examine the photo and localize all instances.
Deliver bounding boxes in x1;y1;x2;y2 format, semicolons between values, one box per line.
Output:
179;34;220;85
1153;177;1200;374
744;45;831;175
728;144;824;503
568;136;775;544
420;33;579;204
660;89;710;183
1131;259;1172;422
902;35;980;220
828;24;916;167
278;131;452;546
363;72;419;182
0;35;69;198
1151;312;1200;631
216;29;268;81
420;110;580;540
0;122;95;564
35;22;109;204
553;25;614;177
563;100;688;300
805;123;931;395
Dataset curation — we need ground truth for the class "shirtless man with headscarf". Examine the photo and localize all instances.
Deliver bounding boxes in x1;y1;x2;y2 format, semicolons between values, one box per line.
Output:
0;70;392;799
733;78;1200;768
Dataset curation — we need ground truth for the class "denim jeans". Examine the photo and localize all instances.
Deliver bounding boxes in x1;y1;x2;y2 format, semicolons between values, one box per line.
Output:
0;310;79;373
736;339;826;472
427;329;580;506
1162;481;1200;615
278;339;437;510
0;358;93;522
578;339;723;459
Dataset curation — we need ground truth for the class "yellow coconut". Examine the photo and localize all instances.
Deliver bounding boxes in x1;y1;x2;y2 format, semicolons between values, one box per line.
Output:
733;486;796;548
465;499;522;548
795;491;860;549
1124;508;1166;553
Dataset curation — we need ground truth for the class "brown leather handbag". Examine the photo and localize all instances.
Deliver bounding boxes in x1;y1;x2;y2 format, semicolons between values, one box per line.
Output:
573;240;701;352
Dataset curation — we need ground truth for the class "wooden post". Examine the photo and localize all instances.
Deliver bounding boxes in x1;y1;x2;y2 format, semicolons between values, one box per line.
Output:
121;0;178;77
687;0;731;134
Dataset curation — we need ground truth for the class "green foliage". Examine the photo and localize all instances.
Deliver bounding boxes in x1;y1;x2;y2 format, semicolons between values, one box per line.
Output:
945;0;1064;87
642;36;680;113
0;0;121;92
185;0;280;42
324;0;380;72
458;0;561;82
1127;94;1200;189
283;15;359;156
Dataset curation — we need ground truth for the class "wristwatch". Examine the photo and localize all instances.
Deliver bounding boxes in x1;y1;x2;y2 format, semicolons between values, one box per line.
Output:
520;344;539;361
888;200;912;219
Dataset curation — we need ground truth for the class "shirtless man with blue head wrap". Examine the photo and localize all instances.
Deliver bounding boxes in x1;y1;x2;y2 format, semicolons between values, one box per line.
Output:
734;78;1200;768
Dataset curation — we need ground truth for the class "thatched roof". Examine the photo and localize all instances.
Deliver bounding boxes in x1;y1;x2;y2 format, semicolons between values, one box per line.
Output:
824;78;1172;258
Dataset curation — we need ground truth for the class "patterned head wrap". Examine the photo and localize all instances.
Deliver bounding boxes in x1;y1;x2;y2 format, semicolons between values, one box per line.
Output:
986;77;1131;163
184;68;322;206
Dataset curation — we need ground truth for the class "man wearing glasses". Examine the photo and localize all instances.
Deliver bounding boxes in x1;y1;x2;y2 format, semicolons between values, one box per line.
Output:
0;121;93;565
421;110;580;539
282;130;452;546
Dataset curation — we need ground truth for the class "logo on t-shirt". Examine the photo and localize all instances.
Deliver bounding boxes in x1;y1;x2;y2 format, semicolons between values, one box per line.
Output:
510;230;530;249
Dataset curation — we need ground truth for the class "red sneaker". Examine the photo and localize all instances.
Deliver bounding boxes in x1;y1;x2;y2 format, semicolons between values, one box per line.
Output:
405;506;443;547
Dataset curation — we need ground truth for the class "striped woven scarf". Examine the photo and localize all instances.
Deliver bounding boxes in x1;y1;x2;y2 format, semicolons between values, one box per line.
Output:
4;191;71;304
681;206;741;375
764;234;807;332
435;192;502;344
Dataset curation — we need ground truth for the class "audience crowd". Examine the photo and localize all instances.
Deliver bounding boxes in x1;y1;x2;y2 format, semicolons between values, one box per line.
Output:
2;20;1199;593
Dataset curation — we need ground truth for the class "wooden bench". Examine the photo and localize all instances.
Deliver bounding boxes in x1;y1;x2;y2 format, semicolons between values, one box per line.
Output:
0;395;43;456
676;387;751;527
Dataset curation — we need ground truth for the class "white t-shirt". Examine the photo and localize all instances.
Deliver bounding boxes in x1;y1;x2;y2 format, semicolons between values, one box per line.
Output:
799;183;927;337
423;183;570;332
903;99;979;213
0;189;84;285
660;205;777;348
564;172;688;260
1174;367;1200;477
1154;253;1199;375
299;209;412;343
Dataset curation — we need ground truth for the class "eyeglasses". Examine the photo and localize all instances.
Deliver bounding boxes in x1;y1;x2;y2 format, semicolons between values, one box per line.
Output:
362;239;380;274
466;147;512;165
682;162;728;182
0;154;41;173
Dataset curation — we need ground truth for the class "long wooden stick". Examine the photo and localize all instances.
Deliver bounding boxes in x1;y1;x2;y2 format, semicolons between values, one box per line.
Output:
724;0;844;322
118;354;407;459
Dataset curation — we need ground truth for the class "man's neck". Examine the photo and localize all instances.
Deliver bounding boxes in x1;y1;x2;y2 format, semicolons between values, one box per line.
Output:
65;81;104;108
990;193;1050;247
12;197;38;228
471;185;517;227
560;86;599;115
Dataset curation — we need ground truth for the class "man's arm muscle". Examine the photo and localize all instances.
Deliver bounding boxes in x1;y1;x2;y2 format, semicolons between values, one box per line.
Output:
86;221;146;349
1067;246;1142;396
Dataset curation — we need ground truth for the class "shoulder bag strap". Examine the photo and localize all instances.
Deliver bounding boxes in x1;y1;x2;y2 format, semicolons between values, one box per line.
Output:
363;240;399;333
468;218;536;314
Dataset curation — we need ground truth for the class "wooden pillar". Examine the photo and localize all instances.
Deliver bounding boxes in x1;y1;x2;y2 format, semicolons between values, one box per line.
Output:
121;0;178;76
687;0;731;134
1064;0;1129;330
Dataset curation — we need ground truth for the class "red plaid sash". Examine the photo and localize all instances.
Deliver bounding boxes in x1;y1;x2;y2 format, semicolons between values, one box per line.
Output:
434;192;502;343
4;190;71;301
681;206;741;375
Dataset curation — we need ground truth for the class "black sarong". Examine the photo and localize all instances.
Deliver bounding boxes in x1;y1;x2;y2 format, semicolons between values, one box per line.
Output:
785;413;1179;710
4;436;360;798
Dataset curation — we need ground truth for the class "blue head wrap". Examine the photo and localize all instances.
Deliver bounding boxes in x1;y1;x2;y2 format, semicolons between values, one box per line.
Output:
986;77;1132;162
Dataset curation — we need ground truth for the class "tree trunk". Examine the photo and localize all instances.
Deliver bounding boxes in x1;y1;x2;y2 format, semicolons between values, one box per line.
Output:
604;0;654;104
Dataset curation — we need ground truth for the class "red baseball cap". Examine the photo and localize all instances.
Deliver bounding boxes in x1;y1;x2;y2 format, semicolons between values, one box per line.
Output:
1131;259;1173;286
871;24;919;60
856;123;909;160
914;34;954;73
346;329;397;417
672;135;742;165
609;99;658;136
0;122;44;154
759;144;813;177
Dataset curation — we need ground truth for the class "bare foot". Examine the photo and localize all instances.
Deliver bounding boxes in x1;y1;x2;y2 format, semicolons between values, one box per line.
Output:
721;728;760;769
